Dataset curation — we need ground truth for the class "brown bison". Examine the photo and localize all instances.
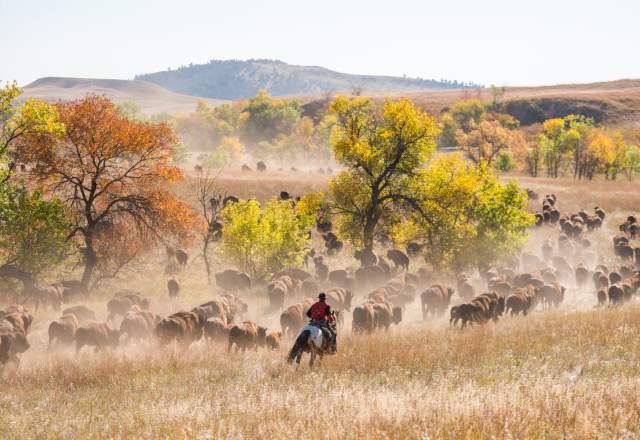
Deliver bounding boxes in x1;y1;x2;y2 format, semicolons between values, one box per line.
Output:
197;299;231;323
155;311;204;346
607;284;626;305
372;301;402;330
119;307;161;343
220;293;248;319
167;276;180;299
25;285;64;311
0;305;33;335
538;283;565;308
0;328;30;366
280;299;314;338
596;289;608;306
203;317;229;343
107;291;150;322
215;269;251;292
450;303;484;328
62;305;96;323
355;265;389;290
352;303;375;334
227;321;259;352
264;331;281;350
456;276;475;301
75;322;119;354
574;264;589;289
325;288;353;312
313;256;329;282
505;287;538;316
267;276;299;311
386;249;410;271
421;285;455;319
48;314;80;349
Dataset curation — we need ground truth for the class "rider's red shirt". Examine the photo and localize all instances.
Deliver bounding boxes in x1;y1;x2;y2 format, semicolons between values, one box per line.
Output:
307;301;331;321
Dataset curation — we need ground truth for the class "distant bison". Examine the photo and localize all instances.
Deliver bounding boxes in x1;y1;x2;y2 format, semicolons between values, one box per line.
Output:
386;249;410;271
119;307;161;343
48;314;80;349
0;328;30;366
267;275;299;311
325;288;353;312
203;317;229;343
215;269;251;292
352;303;375;334
75;322;119;354
167;276;180;299
227;321;259;352
62;305;96;323
107;291;150;322
155;311;205;347
280;299;314;338
421;285;454;319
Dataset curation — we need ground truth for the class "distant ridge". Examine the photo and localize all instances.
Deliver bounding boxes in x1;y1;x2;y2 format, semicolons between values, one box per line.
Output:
22;77;226;115
135;59;482;100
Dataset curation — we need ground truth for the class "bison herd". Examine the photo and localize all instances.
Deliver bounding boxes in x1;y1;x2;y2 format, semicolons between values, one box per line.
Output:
0;190;639;372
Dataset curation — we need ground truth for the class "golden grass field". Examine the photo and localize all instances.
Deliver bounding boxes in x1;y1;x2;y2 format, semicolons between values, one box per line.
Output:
1;172;639;439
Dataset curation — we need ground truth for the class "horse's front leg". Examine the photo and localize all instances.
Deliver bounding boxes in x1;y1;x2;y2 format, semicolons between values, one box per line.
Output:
309;350;315;369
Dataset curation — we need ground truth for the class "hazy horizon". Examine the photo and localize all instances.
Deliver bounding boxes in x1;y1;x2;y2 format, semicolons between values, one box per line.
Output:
2;0;639;88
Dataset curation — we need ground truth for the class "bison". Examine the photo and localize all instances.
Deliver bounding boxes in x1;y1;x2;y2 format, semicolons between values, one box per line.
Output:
62;305;96;323
215;269;251;292
75;322;119;354
227;321;259;352
386;249;410;271
421;285;455;319
48;314;79;349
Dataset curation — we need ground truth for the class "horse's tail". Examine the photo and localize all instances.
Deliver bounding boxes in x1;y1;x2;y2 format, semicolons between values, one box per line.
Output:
287;330;310;364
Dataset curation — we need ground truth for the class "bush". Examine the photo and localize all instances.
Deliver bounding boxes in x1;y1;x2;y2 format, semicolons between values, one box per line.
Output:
219;197;317;280
494;151;516;172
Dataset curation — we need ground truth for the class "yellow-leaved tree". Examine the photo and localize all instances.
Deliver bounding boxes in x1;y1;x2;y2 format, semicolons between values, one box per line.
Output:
401;154;533;271
219;194;321;280
329;96;438;253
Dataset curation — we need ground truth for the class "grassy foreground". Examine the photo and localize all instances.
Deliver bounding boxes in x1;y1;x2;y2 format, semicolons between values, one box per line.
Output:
2;305;640;439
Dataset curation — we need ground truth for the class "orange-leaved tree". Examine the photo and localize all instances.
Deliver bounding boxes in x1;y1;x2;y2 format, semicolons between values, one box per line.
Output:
19;95;202;288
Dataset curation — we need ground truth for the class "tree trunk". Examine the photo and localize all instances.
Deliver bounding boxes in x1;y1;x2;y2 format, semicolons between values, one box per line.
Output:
0;265;35;302
203;235;211;284
80;241;97;289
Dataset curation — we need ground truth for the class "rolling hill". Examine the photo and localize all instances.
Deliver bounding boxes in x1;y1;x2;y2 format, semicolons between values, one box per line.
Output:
395;79;640;125
134;59;481;100
21;77;226;115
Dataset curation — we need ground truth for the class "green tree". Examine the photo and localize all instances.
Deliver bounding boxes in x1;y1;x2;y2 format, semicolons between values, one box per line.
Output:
1;81;64;182
0;83;72;286
623;145;640;181
219;197;317;280
456;119;525;165
449;99;486;132
539;117;580;178
403;154;533;272
0;187;72;279
490;85;506;107
437;113;458;149
239;90;302;145
494;150;516;172
328;96;438;253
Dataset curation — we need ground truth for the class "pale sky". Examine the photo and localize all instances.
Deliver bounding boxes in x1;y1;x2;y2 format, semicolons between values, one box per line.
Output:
2;0;638;88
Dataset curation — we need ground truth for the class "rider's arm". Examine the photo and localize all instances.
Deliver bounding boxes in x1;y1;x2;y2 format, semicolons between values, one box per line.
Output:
306;308;312;318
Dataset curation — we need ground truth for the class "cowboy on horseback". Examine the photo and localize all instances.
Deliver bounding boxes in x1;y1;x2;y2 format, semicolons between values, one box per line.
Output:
306;292;336;352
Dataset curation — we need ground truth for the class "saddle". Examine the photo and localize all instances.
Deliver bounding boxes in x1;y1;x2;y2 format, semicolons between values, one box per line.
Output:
309;320;337;354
